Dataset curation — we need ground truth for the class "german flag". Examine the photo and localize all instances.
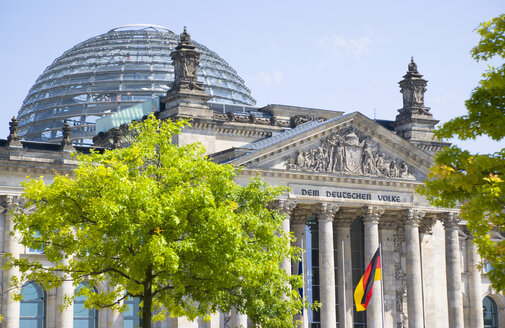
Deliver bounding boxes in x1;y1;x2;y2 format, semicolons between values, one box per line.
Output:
354;247;381;312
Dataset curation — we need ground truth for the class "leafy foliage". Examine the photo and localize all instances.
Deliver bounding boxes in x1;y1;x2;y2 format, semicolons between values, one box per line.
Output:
5;115;304;327
419;14;505;291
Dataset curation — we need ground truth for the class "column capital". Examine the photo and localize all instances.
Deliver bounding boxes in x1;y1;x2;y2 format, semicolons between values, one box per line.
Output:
291;209;310;225
316;203;339;221
362;206;384;225
379;215;398;230
419;216;437;234
404;209;425;227
0;195;23;213
442;212;460;230
269;199;296;216
335;209;357;228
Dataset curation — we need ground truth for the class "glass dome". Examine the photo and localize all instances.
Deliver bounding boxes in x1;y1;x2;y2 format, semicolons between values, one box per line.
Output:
17;25;256;145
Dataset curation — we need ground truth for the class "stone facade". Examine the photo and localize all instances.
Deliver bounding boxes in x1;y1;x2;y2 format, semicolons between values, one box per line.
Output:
0;31;503;328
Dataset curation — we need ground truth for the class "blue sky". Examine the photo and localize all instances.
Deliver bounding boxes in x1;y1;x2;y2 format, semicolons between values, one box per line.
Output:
0;0;503;153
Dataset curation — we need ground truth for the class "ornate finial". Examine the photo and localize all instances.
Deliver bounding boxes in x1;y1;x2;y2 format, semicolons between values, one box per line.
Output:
398;57;430;116
8;116;22;147
168;27;205;93
112;127;121;149
62;120;72;148
8;116;20;142
180;26;191;43
408;56;418;73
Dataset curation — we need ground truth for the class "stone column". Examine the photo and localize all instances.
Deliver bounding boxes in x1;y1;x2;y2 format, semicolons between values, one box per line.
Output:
292;211;308;328
231;307;248;328
316;203;339;328
404;209;425;328
274;200;296;276
444;212;465;328
466;236;484;328
2;196;21;328
108;307;124;327
362;206;383;328
55;279;74;327
419;216;437;328
335;212;354;328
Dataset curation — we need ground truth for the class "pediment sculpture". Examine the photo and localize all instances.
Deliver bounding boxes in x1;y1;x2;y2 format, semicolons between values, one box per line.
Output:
284;128;415;179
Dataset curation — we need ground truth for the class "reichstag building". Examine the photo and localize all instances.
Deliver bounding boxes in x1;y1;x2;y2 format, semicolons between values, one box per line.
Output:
0;24;503;328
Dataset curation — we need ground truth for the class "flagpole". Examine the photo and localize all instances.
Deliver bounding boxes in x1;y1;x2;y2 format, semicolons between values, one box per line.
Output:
342;241;347;328
379;243;386;328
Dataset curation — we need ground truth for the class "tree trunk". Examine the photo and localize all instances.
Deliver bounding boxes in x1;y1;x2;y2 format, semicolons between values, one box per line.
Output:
142;265;153;328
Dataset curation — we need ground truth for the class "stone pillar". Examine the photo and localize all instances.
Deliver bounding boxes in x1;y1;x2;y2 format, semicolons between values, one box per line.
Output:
335;212;354;328
404;209;425;328
316;203;339;328
274;200;296;276
55;279;74;327
231;307;248;328
467;236;484;328
362;206;383;328
2;196;21;328
108;307;124;327
444;212;465;328
419;217;437;328
292;211;308;328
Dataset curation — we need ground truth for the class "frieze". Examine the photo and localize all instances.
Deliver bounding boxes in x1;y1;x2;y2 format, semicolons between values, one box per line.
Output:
213;112;290;127
284;127;415;179
289;183;414;205
290;115;326;127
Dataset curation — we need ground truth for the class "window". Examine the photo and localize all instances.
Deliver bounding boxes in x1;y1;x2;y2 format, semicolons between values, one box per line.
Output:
483;296;498;328
20;282;46;328
28;231;44;254
124;297;142;328
483;261;493;274
73;283;98;328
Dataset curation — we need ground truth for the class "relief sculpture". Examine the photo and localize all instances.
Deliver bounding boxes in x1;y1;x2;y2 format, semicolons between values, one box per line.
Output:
285;128;415;179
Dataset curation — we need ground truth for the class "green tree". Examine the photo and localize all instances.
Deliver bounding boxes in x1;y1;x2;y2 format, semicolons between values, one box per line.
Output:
5;115;304;327
419;14;505;291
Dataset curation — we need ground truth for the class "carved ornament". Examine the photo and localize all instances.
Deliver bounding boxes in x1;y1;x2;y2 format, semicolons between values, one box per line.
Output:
284;127;415;179
316;203;339;221
362;206;384;225
442;212;460;230
404;209;425;227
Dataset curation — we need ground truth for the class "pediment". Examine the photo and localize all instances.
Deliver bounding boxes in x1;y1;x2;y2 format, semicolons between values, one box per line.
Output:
229;112;435;182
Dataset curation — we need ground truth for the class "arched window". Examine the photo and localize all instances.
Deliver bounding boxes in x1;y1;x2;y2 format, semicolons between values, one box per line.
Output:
73;283;98;328
20;282;46;328
483;296;498;328
124;297;141;328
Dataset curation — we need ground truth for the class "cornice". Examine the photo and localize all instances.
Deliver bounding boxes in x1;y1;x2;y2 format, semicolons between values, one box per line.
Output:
237;167;424;189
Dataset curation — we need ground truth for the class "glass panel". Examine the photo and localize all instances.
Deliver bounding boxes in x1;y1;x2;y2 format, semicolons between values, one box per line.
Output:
74;283;98;328
20;303;39;316
20;282;45;327
19;319;39;328
73;320;90;328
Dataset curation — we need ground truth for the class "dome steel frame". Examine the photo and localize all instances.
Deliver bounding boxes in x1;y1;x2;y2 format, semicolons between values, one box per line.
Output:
17;27;256;145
